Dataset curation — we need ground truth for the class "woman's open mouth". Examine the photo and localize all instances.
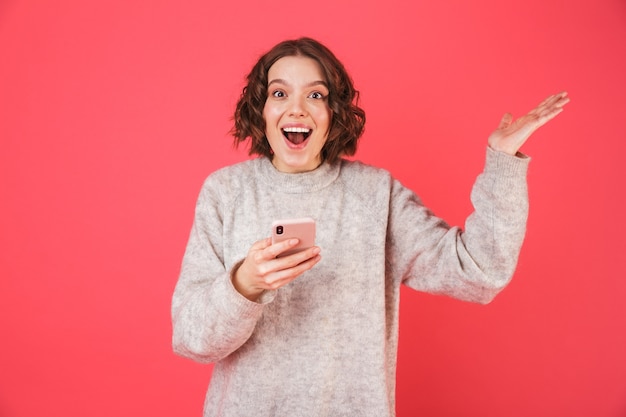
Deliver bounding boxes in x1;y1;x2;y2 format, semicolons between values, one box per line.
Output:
282;127;311;145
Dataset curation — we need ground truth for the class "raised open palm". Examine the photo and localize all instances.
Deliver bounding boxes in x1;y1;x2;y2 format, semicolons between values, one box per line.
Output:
488;92;570;155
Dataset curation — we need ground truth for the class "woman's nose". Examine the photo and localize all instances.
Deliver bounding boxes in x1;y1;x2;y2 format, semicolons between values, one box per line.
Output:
288;97;307;117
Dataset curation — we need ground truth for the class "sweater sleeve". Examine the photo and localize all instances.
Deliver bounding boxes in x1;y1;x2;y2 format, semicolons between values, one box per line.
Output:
171;176;266;363
392;147;530;304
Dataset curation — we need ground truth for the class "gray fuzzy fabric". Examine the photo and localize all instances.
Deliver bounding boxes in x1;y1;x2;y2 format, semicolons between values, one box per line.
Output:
172;147;529;417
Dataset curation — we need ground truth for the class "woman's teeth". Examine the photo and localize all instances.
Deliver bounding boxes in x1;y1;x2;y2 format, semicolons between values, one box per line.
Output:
282;127;311;144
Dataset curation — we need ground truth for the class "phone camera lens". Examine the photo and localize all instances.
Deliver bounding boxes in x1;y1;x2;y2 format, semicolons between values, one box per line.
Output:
276;226;283;235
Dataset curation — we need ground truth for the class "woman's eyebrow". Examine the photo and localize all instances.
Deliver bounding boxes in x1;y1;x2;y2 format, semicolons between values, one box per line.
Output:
267;79;328;89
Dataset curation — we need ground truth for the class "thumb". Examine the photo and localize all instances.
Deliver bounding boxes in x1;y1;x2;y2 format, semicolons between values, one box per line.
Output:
498;112;513;130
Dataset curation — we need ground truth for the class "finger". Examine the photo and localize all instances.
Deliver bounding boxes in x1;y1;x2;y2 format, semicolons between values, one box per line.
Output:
537;93;559;107
555;91;568;100
498;112;513;130
275;245;321;266
535;91;569;112
263;254;322;290
553;92;570;108
517;105;564;134
250;237;272;251
523;92;569;127
537;92;569;117
260;246;321;285
536;106;565;126
263;238;301;259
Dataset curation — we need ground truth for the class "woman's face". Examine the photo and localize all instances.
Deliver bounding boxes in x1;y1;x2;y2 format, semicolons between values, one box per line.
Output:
263;55;332;173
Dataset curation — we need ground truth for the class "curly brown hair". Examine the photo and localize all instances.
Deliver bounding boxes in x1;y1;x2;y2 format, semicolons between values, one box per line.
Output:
231;37;366;164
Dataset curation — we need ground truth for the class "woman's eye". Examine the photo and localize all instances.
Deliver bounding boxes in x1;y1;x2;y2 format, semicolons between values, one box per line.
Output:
309;91;325;99
271;90;285;98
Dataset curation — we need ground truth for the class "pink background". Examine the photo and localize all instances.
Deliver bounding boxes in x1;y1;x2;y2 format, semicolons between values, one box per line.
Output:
1;0;625;416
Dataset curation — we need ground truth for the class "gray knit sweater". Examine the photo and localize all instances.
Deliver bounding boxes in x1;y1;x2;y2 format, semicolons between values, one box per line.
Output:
172;147;529;417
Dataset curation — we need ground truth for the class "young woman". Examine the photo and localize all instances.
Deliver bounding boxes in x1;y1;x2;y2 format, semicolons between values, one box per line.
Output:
172;37;569;416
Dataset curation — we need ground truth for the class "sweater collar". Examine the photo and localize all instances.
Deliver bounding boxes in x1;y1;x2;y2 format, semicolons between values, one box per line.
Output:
255;156;341;194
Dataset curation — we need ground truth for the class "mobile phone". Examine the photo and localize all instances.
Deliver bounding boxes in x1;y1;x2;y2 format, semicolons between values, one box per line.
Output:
271;217;316;257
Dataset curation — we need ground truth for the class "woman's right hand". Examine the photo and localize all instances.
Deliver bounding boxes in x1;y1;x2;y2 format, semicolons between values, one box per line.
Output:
232;238;322;301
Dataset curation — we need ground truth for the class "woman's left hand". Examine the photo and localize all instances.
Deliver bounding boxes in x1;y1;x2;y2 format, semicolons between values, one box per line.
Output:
488;91;570;155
